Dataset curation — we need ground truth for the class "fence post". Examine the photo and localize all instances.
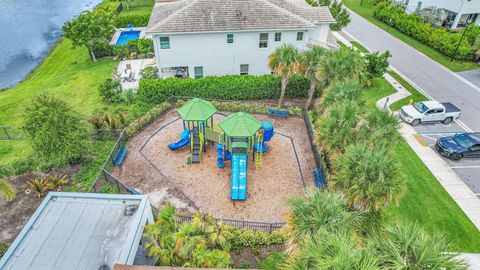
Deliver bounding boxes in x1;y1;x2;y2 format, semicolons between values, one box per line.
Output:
115;178;121;193
3;127;11;140
269;224;273;234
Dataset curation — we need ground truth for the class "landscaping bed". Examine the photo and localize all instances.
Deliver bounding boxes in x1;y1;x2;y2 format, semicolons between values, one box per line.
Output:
0;166;80;244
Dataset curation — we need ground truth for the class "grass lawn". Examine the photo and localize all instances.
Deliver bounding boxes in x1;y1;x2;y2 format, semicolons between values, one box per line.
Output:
388;71;429;111
342;0;479;72
361;78;480;252
99;0;154;16
0;39;116;166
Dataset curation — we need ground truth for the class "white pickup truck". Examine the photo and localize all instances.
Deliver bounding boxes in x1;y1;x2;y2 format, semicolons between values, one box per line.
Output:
399;101;461;126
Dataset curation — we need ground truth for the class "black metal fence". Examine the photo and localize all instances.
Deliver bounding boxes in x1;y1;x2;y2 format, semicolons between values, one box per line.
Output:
0;126;27;140
89;130;132;193
116;2;123;15
176;215;285;233
302;109;328;189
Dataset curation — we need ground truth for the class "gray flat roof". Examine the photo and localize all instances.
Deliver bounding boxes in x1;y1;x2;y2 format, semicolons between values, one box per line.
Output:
0;192;153;270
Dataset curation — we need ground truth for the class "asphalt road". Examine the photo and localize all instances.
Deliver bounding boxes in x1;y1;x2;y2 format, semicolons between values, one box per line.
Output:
343;11;480;131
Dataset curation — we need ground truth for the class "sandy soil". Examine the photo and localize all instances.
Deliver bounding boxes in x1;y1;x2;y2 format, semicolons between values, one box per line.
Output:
115;110;316;222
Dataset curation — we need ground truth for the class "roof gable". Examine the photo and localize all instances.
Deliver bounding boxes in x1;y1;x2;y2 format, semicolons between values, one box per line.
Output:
147;0;334;33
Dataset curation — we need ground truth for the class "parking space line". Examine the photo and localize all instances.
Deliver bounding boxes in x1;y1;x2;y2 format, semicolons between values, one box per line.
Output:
455;119;474;132
417;131;465;135
450;166;480;169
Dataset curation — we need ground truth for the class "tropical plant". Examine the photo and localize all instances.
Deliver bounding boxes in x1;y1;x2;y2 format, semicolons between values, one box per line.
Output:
143;205;231;268
322;80;362;109
473;35;480;61
23;93;90;167
104;112;118;130
318;47;368;88
306;0;351;31
63;10;115;62
118;112;127;127
45;175;68;191
372;223;467;269
268;44;301;105
334;143;407;212
319;100;365;151
285;189;363;254
26;178;49;197
0;179;16;201
358;109;399;145
88;115;104;129
283;230;380;270
299;45;327;108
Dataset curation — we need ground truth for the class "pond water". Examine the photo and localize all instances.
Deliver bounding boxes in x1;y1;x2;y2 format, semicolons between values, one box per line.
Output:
0;0;104;89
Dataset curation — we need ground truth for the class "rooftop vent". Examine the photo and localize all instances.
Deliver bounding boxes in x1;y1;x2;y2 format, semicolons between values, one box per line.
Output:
124;204;138;216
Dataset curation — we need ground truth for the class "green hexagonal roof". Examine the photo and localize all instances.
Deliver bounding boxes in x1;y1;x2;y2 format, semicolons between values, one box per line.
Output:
218;112;261;138
177;98;217;121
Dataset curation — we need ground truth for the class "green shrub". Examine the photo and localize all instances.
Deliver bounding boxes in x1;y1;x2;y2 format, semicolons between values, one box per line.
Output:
373;2;474;60
99;79;122;102
259;251;287;270
114;14;150;27
228;227;287;253
125;102;172;137
0;241;8;259
139;75;310;104
365;51;391;79
140;66;159;80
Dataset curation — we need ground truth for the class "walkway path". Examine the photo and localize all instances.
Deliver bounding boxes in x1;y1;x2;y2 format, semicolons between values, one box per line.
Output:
343;10;480;131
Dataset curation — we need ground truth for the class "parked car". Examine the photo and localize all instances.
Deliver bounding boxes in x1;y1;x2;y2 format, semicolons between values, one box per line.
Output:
399;101;461;126
435;132;480;161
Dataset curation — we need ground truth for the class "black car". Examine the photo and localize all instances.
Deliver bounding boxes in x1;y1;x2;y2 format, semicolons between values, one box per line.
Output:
435;132;480;161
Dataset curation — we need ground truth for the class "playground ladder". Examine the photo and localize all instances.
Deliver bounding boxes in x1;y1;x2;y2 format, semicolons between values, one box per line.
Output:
255;152;263;170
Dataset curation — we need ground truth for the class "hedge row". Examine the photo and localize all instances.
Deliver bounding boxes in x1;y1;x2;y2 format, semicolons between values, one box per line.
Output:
139;75;311;104
125;102;172;138
176;99;303;116
114;14;150;28
373;3;474;60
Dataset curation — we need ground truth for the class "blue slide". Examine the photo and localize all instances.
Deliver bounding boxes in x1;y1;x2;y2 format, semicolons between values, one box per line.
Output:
231;154;247;201
169;129;190;151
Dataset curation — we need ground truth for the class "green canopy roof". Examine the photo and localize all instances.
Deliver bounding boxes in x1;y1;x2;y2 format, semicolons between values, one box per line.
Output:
177;98;217;121
218;112;261;137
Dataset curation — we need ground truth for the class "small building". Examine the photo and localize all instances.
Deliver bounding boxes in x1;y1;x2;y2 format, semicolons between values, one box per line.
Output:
0;192;154;270
146;0;336;79
399;0;480;28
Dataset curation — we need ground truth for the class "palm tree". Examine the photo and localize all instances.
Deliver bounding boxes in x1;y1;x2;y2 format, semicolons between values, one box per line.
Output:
318;47;368;88
0;179;15;201
283;230;380;270
268;44;301;106
319;100;365;151
299;45;327;109
373;223;467;269
321;80;362;109
334;143;407;212
358;109;399;146
285;189;363;255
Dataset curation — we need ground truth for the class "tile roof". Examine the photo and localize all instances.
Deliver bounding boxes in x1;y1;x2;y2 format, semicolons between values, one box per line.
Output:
147;0;334;33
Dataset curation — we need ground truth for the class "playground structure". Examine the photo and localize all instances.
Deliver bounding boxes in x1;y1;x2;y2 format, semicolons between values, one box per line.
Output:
168;98;274;201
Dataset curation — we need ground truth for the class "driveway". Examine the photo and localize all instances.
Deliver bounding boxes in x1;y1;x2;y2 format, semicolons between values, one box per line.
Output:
343;11;480;131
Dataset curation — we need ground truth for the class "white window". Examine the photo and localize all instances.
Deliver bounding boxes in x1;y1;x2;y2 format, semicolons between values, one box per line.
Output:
296;32;304;41
160;37;170;49
194;66;203;79
259;33;268;48
240;64;249;75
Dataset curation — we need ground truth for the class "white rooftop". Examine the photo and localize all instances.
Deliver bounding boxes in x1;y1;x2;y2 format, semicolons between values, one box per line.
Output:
0;192;153;270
